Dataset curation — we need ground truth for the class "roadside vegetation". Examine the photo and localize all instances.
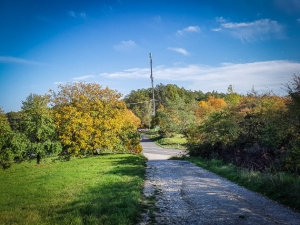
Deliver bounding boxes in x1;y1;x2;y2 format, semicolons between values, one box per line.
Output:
147;131;187;149
1;82;142;169
126;74;300;175
1;73;300;221
0;154;146;225
177;156;300;211
124;74;300;175
0;82;145;223
125;74;300;211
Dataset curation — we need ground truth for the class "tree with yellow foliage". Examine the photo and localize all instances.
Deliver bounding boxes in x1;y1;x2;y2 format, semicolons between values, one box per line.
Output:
119;109;142;154
198;96;227;118
50;82;141;156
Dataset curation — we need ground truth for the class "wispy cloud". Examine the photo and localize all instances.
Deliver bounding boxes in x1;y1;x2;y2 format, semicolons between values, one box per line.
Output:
274;0;300;14
54;81;65;85
100;68;149;79
167;47;190;56
297;18;300;23
113;40;137;51
67;11;86;19
101;5;114;14
0;56;41;65
73;75;95;81
212;18;285;42
68;11;76;17
100;60;300;95
54;75;95;86
80;12;86;18
177;26;200;35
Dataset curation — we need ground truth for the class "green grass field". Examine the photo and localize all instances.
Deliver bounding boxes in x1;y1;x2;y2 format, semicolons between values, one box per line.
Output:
0;154;147;225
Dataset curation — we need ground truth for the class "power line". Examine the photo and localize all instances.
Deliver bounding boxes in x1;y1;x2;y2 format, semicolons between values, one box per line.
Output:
127;99;158;105
128;100;152;105
149;53;155;116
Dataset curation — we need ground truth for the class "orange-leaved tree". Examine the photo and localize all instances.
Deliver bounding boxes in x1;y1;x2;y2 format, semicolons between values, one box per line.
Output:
50;82;141;156
198;96;227;119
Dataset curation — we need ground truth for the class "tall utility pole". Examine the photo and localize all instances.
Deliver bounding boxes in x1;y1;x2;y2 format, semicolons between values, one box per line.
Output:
149;53;155;116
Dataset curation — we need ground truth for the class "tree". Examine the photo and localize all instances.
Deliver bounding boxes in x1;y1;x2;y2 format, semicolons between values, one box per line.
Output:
22;94;61;164
0;107;13;169
225;85;241;106
200;108;241;146
154;83;199;106
6;111;24;132
156;95;196;136
284;74;300;172
124;89;152;127
119;109;142;154
198;96;227;118
50;82;141;156
285;73;300;106
140;100;153;128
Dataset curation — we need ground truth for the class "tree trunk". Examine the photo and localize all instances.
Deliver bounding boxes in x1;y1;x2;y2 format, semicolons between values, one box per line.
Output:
37;153;41;164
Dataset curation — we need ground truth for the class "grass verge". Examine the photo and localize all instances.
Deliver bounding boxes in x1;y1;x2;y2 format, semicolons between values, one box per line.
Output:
0;154;147;225
139;188;161;224
147;133;187;149
177;156;300;212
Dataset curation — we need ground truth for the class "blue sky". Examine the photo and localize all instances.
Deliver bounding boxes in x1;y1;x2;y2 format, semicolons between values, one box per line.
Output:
1;0;300;112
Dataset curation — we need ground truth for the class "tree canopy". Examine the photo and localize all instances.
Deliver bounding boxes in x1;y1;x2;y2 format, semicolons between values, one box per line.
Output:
50;82;141;156
21;93;61;163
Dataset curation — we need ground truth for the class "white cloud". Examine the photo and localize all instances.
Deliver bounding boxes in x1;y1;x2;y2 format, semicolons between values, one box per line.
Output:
100;68;149;79
213;18;285;42
215;17;226;23
100;60;300;95
67;11;86;18
113;40;137;51
54;81;65;85
67;11;76;17
211;28;221;32
0;56;40;65
167;47;190;56
297;18;300;23
177;26;201;35
73;75;95;81
54;75;94;86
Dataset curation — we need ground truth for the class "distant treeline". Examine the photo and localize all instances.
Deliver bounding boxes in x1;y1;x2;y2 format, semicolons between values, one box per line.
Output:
124;74;300;174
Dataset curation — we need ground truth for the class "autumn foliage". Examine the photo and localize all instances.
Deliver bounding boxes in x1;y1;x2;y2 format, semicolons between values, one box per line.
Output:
50;82;141;156
187;85;300;174
1;75;300;173
124;78;300;174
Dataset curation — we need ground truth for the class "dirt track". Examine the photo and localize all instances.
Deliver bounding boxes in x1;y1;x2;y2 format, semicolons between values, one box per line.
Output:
139;137;300;225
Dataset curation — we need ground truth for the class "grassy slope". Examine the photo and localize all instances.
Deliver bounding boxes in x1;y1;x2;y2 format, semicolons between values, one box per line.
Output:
0;154;147;225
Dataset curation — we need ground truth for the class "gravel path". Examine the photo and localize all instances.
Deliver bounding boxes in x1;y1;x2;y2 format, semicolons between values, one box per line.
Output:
139;137;300;225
